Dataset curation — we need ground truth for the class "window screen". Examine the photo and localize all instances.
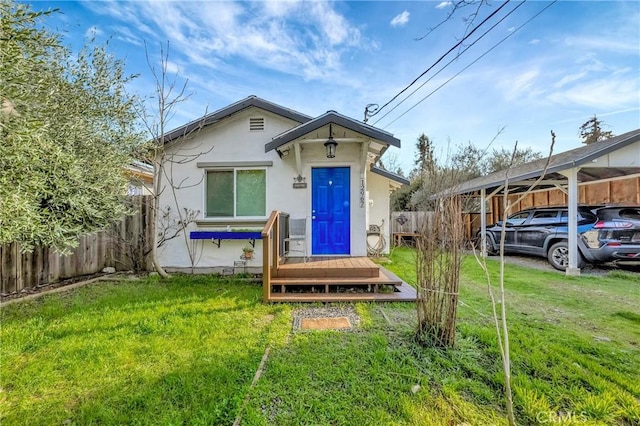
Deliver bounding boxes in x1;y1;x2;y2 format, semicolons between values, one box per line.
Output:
206;169;266;217
206;171;234;217
236;170;266;216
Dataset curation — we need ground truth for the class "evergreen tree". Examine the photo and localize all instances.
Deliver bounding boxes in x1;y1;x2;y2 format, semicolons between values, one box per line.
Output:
579;115;614;145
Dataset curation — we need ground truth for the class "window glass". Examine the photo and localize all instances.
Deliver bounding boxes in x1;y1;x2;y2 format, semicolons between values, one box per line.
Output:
206;169;266;217
206;171;233;217
530;210;558;224
506;212;529;226
236;170;266;216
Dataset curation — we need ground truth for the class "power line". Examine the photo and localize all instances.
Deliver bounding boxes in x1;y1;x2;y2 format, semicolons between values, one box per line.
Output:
366;0;512;122
372;1;526;126
381;0;558;129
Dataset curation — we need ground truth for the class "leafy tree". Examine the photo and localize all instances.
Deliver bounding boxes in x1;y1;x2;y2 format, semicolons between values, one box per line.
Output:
0;2;143;251
579;115;614;145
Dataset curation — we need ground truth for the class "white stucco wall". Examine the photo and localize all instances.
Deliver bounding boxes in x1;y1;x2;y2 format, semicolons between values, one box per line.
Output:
366;169;393;254
157;106;395;271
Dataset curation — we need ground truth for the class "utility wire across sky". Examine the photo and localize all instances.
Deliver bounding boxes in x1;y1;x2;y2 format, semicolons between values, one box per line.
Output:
379;0;558;130
371;1;527;126
365;0;512;123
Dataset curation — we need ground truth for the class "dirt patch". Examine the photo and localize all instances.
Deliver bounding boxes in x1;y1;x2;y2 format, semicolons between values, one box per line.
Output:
292;306;360;332
300;317;352;330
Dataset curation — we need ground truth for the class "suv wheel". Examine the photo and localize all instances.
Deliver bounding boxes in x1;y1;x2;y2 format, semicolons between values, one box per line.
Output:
476;233;497;255
547;241;585;271
483;234;497;256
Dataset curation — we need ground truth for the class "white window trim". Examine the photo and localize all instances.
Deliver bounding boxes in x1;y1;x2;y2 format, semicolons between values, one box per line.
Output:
203;167;268;220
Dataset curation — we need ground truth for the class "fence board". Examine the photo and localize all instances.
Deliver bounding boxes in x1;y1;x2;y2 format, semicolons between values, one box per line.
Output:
0;195;153;296
394;176;640;242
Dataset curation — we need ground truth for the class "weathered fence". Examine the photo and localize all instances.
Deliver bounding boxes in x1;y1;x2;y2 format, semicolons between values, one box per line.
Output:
0;195;153;296
393;176;639;242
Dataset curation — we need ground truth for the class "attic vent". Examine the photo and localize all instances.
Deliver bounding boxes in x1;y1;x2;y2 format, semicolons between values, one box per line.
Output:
249;117;265;131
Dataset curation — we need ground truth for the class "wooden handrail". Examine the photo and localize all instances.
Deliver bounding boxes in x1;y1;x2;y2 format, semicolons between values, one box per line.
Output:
261;210;281;302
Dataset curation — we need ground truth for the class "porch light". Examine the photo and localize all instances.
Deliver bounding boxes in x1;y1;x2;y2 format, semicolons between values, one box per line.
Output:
324;123;338;158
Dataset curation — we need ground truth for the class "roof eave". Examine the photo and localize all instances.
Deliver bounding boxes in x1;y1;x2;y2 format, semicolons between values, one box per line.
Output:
163;96;312;144
265;112;400;153
370;165;410;186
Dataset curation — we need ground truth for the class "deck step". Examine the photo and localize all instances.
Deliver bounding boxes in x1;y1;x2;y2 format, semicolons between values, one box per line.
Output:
276;257;379;278
268;283;417;303
270;274;402;286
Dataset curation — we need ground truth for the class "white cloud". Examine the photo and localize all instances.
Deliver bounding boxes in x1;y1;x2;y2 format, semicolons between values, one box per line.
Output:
553;72;587;89
85;0;366;86
500;69;540;101
165;61;180;75
84;26;103;38
435;2;452;10
529;39;540;45
390;11;410;27
548;77;639;109
564;35;640;54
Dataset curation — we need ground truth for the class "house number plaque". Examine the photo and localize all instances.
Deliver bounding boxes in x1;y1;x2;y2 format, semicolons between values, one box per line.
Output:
359;178;365;208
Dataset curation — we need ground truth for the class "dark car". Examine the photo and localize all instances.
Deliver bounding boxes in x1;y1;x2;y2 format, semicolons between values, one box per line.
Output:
581;206;640;263
479;205;640;271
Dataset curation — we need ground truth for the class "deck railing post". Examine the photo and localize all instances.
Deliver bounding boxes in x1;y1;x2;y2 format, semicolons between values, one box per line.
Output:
261;210;285;302
262;232;271;302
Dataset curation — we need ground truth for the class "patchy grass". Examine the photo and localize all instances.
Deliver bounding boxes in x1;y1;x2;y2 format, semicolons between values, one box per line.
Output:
2;252;639;425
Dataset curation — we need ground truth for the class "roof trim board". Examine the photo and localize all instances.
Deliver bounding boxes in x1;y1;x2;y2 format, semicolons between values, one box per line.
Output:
163;95;312;144
265;111;401;152
370;165;410;186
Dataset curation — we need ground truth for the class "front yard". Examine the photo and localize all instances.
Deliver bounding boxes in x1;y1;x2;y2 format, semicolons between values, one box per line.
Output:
1;248;638;425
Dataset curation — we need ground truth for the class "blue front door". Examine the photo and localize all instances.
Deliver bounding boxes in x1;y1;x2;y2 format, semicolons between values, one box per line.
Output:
312;167;350;255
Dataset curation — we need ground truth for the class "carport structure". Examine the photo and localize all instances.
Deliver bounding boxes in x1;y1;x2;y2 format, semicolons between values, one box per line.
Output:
450;128;640;275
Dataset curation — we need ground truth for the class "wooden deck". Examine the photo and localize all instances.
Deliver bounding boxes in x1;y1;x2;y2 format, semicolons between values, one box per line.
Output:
268;257;416;303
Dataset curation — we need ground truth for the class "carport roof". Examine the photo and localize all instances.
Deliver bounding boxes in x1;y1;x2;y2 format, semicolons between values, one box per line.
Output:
450;128;640;195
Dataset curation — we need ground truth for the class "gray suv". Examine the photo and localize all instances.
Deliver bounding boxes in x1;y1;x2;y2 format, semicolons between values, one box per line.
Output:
479;205;640;271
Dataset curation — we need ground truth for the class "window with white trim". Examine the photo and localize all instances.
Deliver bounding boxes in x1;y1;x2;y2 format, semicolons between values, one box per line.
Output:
205;168;266;217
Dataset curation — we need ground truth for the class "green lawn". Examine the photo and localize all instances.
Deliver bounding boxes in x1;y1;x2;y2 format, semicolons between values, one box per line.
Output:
1;250;639;425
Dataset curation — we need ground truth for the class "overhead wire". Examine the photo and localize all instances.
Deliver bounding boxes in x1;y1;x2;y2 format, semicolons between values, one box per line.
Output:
372;1;526;126
367;0;512;121
380;0;558;129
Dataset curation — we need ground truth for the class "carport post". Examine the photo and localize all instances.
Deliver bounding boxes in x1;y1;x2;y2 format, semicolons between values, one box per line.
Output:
480;188;487;257
561;167;581;276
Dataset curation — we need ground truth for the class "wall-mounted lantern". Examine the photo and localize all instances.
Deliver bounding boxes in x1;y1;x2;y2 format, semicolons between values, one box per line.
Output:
324;123;338;158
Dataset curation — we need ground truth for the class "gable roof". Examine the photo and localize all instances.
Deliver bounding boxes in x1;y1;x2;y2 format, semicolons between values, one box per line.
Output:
370;165;410;186
265;110;401;152
163;95;312;144
452;128;640;195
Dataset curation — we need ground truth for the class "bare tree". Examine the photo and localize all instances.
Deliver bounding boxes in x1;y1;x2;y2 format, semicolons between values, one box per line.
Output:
414;161;468;347
139;42;212;277
473;132;556;425
416;0;490;41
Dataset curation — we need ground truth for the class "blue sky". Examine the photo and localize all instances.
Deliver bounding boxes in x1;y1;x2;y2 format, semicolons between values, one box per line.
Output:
36;0;640;173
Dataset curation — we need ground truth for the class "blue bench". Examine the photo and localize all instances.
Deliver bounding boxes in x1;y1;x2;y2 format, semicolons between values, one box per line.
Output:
189;231;263;248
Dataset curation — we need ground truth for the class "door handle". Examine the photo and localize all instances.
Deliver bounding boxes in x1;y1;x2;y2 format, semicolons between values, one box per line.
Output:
312;216;316;220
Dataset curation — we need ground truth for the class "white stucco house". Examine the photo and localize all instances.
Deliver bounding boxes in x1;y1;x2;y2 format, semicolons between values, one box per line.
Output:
158;96;408;273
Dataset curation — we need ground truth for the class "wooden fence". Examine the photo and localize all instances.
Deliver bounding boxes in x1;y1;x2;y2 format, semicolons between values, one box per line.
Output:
393;176;640;242
0;196;153;296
